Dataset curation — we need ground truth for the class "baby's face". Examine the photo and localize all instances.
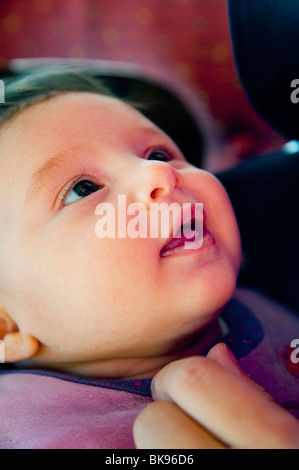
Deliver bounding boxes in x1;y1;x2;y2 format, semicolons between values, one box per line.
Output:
0;92;241;372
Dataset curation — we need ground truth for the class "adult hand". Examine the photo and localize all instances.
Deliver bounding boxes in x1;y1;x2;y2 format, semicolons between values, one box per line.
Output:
134;343;299;449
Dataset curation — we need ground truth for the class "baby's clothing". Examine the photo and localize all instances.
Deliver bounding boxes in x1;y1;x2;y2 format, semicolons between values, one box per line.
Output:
0;287;298;449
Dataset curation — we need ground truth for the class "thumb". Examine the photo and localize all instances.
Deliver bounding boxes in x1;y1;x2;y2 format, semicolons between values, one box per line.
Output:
206;343;245;377
207;342;274;399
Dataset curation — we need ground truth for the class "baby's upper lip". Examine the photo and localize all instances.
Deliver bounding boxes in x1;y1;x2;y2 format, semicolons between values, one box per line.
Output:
160;203;205;256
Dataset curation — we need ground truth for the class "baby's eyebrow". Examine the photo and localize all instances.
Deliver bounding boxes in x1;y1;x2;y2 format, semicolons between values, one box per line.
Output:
25;144;91;205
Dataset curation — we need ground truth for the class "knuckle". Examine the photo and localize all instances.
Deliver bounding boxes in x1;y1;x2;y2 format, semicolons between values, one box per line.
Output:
172;356;214;390
133;402;156;434
135;401;160;423
134;401;175;432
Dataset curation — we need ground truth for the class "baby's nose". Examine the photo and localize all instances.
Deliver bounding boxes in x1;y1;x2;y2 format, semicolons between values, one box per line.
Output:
132;160;182;208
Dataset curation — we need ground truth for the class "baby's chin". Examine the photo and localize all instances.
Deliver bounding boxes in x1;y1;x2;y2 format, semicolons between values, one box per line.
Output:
167;261;238;324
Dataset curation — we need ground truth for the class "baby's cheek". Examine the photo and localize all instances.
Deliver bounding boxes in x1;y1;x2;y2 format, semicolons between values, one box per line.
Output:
206;176;241;268
221;206;242;274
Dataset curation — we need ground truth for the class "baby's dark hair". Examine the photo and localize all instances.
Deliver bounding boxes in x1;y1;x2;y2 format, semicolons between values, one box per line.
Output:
0;66;204;166
0;67;120;128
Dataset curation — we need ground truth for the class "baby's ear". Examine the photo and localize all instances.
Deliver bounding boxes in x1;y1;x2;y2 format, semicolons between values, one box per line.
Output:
0;306;39;362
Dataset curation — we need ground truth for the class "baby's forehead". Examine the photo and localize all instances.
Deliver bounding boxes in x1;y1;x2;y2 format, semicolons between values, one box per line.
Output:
0;91;172;177
0;91;152;147
7;91;163;140
4;91;138;126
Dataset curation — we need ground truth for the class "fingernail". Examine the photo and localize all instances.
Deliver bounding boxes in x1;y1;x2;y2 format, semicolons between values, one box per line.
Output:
224;344;239;365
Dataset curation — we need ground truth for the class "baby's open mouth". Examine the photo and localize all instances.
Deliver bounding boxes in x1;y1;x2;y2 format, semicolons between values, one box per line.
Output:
160;217;205;256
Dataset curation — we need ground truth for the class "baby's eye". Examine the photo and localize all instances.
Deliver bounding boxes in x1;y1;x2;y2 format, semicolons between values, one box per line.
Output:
147;149;173;162
63;179;103;206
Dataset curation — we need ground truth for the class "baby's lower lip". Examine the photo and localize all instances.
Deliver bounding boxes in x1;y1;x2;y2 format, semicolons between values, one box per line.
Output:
160;226;213;257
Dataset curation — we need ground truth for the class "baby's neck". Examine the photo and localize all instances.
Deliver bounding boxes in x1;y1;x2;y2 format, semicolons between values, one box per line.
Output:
42;320;223;380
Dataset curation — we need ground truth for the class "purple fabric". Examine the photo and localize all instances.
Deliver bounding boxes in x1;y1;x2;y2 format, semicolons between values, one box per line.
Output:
232;289;299;419
0;372;152;449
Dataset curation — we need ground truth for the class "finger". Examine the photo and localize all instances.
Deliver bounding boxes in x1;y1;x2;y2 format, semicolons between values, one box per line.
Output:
207;343;273;398
133;401;226;449
206;343;246;377
151;356;299;448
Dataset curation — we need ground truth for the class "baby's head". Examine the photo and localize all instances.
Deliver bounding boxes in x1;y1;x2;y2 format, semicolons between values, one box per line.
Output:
0;68;241;377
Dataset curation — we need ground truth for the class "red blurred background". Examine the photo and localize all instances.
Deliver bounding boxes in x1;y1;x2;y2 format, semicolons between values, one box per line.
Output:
0;0;284;170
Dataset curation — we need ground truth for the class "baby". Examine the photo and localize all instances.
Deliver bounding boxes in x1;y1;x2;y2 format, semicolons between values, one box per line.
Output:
0;68;298;449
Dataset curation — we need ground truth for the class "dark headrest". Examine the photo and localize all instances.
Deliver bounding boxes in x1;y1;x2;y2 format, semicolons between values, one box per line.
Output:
228;0;299;140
